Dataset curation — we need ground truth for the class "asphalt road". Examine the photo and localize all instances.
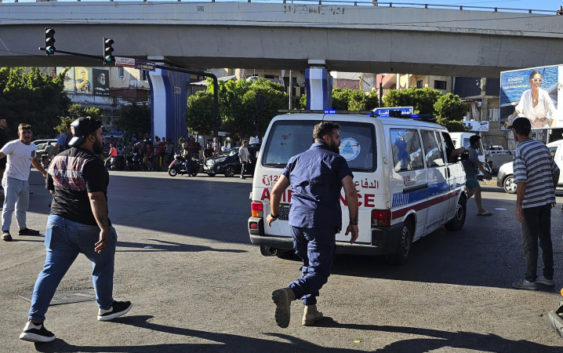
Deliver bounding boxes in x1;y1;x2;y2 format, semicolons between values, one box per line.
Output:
0;171;561;353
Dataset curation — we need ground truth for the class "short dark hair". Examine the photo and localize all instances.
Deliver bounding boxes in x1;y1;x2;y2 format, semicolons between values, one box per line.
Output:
313;121;340;140
469;135;481;146
18;123;31;131
512;117;531;136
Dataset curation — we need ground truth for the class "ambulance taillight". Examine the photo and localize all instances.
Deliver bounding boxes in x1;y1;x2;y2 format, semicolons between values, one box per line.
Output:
371;209;391;227
251;201;263;218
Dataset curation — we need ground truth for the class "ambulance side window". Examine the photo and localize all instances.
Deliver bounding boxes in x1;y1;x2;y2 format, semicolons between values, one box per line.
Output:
421;130;445;167
390;128;424;172
441;132;457;164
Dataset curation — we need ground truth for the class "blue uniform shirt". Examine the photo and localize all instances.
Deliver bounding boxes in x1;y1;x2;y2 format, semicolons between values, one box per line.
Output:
282;142;353;230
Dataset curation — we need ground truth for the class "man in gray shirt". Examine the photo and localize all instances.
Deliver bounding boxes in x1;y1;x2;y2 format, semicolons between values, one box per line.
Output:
511;117;559;290
461;135;492;216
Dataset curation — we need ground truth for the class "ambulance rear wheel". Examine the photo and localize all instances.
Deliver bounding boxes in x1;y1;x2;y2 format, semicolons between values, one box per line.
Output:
388;220;413;266
260;245;276;256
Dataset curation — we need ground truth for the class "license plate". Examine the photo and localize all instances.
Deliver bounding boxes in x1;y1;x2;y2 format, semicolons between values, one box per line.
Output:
279;204;290;221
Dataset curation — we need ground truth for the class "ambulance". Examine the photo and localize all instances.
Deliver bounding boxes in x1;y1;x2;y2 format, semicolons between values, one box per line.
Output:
248;112;467;264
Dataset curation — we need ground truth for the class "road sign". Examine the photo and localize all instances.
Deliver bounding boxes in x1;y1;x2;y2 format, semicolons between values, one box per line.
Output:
135;60;155;71
373;106;414;117
115;56;135;68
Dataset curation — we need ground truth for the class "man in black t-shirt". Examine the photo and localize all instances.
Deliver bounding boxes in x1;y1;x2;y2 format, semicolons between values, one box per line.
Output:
19;117;132;344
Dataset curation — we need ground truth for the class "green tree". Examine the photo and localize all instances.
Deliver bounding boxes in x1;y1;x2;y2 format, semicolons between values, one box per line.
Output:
331;88;352;110
117;102;151;137
186;78;288;140
55;104;104;134
365;88;379;111
383;87;442;115
186;91;214;135
434;93;468;121
0;67;70;138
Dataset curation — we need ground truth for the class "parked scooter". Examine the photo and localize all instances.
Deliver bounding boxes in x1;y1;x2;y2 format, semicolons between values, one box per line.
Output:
168;154;199;177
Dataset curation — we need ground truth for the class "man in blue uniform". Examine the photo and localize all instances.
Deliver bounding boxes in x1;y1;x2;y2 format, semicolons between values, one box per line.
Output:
267;121;359;328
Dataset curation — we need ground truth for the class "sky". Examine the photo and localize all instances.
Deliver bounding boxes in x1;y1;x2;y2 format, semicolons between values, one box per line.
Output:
384;0;562;12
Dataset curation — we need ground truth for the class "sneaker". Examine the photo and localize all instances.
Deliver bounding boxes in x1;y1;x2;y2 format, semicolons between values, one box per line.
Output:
512;279;538;290
19;321;56;343
272;288;295;328
2;231;12;241
97;300;132;321
536;276;555;287
19;228;40;236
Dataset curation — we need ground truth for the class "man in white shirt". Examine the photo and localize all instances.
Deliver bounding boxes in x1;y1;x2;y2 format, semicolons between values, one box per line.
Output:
238;140;251;180
0;123;47;241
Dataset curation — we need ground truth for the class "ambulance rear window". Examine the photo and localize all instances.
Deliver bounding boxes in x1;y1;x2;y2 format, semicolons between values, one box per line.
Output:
261;120;376;171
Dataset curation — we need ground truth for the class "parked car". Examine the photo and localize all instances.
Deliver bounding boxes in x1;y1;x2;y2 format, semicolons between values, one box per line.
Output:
204;144;260;177
497;139;563;194
33;139;57;167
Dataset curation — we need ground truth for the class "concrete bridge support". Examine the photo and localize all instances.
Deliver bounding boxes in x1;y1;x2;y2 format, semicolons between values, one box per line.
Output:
148;67;189;143
305;66;333;110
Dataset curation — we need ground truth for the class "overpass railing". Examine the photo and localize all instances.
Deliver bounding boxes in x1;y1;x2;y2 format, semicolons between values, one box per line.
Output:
0;0;560;16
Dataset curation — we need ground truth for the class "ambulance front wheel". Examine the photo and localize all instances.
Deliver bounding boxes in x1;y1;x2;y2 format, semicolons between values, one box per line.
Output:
445;194;467;231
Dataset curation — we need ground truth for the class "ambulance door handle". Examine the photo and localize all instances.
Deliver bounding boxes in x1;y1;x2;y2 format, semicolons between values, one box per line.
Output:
445;167;450;178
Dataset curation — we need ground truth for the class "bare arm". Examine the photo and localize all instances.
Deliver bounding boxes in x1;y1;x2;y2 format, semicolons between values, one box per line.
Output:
266;175;290;226
515;182;526;223
31;158;47;177
47;144;60;160
342;175;359;243
88;191;111;253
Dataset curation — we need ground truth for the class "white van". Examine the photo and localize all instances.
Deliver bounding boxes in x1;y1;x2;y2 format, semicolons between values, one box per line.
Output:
248;113;467;264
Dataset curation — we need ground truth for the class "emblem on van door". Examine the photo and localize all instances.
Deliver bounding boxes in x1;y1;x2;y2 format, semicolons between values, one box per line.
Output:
339;137;361;161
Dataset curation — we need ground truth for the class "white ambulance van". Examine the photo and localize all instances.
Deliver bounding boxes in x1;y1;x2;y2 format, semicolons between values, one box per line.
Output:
248;112;467;264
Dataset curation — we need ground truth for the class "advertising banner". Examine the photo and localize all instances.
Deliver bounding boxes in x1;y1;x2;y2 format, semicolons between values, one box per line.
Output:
93;69;110;96
75;67;92;94
500;65;563;129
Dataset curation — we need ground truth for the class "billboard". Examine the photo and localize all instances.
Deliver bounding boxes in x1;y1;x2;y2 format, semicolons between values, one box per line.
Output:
93;69;110;96
500;65;563;129
75;67;92;94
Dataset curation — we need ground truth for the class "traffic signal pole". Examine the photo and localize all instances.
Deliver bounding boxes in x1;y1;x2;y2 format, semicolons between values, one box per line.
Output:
39;42;222;138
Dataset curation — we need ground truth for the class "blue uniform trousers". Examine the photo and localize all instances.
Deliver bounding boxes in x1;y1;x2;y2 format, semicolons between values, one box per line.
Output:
289;226;336;306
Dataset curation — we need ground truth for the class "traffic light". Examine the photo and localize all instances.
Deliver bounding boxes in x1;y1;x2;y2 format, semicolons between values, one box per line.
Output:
45;28;55;55
103;38;114;65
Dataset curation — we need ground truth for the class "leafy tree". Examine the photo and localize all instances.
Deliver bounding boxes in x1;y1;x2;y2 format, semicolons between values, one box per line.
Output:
55;104;104;134
186;78;288;140
434;93;468;121
437;119;467;132
0;67;70;138
347;90;367;111
383;87;441;115
186;91;214;135
331;88;351;111
116;102;151;137
365;89;379;111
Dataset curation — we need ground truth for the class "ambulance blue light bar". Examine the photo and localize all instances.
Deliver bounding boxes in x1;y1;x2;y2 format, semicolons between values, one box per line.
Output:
324;109;336;114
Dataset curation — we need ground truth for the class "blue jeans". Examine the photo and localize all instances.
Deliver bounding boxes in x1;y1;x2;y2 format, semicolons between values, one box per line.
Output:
289;226;336;306
28;215;117;321
1;177;30;231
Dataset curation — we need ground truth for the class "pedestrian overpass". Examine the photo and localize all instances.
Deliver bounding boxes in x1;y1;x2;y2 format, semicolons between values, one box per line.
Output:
1;0;562;139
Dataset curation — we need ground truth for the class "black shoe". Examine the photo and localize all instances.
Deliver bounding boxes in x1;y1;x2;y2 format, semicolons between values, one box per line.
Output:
97;300;132;321
19;321;56;343
19;228;40;236
2;231;11;241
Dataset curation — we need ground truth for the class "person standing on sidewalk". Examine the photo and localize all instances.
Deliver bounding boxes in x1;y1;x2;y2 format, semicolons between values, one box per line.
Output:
510;117;559;290
0;118;9;185
238;140;251;179
0;123;47;241
267;121;359;328
461;135;492;216
19;117;132;343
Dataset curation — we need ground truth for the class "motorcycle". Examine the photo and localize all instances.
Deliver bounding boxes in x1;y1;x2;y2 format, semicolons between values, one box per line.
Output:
168;154;199;177
126;152;145;171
